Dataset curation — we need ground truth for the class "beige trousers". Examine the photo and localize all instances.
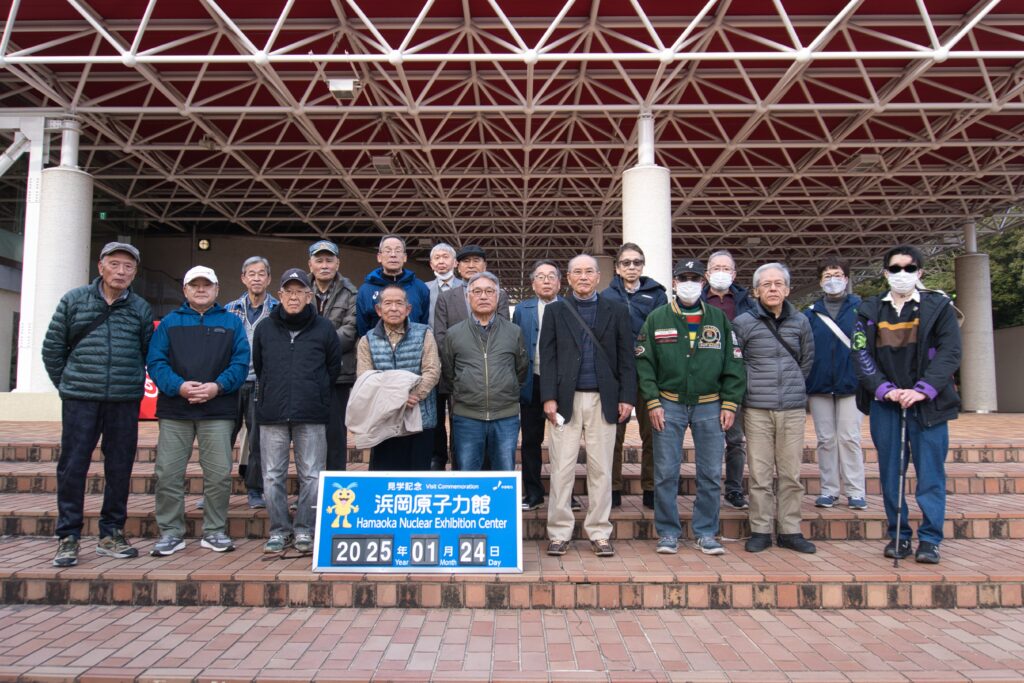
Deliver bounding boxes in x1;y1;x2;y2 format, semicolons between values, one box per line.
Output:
547;391;616;542
744;407;806;535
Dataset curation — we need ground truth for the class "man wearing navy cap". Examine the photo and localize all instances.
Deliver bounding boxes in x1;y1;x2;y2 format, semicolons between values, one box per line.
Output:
307;239;358;470
253;268;341;554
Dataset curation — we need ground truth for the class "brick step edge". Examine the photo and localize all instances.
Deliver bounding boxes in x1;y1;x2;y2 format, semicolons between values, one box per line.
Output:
4;444;1022;466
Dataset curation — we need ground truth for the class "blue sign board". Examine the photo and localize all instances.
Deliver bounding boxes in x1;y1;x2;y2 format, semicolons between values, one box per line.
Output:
313;472;523;573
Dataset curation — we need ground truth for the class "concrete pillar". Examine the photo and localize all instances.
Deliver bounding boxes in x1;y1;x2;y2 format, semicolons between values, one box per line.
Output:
955;252;998;412
591;222;614;290
622;114;672;291
15;120;93;393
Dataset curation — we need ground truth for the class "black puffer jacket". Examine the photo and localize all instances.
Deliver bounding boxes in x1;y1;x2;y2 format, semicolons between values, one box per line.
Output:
42;278;154;401
733;299;814;411
253;304;342;424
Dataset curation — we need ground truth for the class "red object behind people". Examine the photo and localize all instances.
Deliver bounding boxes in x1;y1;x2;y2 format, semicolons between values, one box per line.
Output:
139;320;160;420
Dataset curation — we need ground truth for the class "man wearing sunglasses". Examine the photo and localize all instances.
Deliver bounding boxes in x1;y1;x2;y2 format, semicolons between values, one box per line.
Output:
852;245;962;565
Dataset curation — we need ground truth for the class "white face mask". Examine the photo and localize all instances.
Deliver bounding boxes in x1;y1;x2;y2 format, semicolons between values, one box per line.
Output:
822;277;847;296
675;281;703;304
434;270;453;281
708;271;733;291
887;271;919;295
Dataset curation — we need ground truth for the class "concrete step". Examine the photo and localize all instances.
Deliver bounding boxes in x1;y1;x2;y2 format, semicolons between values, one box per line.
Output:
2;491;1022;541
2;535;1021;610
4;460;1024;497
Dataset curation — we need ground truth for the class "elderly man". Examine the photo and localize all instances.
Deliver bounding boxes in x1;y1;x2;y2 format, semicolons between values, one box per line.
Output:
42;242;154;567
426;242;463;470
223;255;278;509
307;240;359;471
540;255;635;558
355;284;441;470
853;245;962;564
432;243;511;470
147;266;249;556
253;268;341;554
442;272;528;471
513;259;563;510
636;258;745;555
733;262;815;554
702;249;756;511
356;235;431;336
602;242;667;508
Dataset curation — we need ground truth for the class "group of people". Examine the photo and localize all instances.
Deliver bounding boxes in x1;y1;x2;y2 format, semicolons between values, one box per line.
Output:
42;236;961;567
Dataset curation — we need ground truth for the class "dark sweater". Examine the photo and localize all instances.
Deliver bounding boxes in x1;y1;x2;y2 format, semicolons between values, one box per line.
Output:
573;296;599;390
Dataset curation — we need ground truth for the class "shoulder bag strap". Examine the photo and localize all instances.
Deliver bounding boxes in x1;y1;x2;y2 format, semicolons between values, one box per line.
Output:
814;310;851;348
757;316;801;365
561;300;619;383
67;306;115;353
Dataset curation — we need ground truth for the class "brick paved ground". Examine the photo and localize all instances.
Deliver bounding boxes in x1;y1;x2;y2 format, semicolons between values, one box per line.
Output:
1;605;1024;682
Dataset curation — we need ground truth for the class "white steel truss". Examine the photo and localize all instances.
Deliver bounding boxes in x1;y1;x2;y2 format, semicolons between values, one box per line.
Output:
2;0;1024;294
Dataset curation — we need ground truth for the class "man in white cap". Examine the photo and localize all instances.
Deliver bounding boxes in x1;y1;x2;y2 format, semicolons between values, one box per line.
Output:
147;266;250;556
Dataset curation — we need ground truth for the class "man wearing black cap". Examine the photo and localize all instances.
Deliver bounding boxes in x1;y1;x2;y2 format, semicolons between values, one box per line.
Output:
307;239;358;470
43;241;154;567
253;268;341;554
431;244;511;470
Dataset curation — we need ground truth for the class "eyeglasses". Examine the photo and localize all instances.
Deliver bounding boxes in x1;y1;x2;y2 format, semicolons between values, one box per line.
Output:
886;264;919;274
379;248;405;256
618;259;644;268
279;289;311;299
758;281;787;291
569;269;598;277
675;274;701;283
533;273;558;282
468;288;497;297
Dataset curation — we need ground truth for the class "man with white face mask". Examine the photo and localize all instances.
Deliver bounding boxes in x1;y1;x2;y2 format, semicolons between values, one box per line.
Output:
635;259;745;555
852;245;962;565
803;256;866;511
702;250;756;511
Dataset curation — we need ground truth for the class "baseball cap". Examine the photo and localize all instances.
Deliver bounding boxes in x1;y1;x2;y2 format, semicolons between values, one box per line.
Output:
183;265;218;285
308;240;339;257
456;244;486;261
673;258;705;277
279;268;311;289
99;241;140;263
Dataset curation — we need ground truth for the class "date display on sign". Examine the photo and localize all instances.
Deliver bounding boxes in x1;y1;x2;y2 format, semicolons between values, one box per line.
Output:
331;535;394;566
458;535;487;566
409;535;440;566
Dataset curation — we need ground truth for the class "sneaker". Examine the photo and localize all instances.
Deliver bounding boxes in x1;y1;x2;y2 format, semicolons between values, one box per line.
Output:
848;497;867;510
263;534;292;554
195;497;205;510
96;530;139;559
642;491;654;509
570;496;583;512
293;533;313;554
655;537;678;554
724;491;748;510
884;538;912;559
915;541;940;564
744;532;772;553
521;498;543;511
777;533;816;554
52;537;79;567
695;536;726;555
547;540;570;556
611;490;622;508
151;535;186;557
200;532;235;553
590;539;615;557
247;490;266;509
815;494;838;508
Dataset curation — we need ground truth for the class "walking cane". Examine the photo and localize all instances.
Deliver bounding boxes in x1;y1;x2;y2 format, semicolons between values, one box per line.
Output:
893;407;911;568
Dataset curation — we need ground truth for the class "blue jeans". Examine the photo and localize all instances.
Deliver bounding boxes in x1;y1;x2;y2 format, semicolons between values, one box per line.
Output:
870;401;949;545
653;401;724;539
261;423;327;537
452;414;519;471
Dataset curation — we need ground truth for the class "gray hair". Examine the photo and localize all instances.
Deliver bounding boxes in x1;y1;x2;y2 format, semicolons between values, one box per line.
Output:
530;259;560;280
378;234;407;252
430;242;456;259
752;262;791;289
467;271;500;289
567;254;599;273
241;256;270;274
707;250;736;270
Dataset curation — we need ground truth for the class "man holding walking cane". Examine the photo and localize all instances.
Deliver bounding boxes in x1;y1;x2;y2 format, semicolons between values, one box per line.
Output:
852;245;962;565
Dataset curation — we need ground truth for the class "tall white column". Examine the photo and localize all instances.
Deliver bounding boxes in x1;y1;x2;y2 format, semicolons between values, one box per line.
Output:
15;119;93;393
622;113;672;291
955;221;997;412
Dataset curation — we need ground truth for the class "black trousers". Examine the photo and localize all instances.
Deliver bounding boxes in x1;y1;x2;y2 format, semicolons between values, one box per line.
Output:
370;429;434;471
326;382;353;470
230;381;262;493
520;379;546;504
56;398;141;539
432;392;450;465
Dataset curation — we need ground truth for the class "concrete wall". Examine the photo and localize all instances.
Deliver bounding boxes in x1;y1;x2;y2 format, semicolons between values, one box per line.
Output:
994;326;1024;413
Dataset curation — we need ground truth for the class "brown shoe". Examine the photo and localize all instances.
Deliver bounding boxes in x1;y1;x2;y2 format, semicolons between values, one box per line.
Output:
591;539;615;557
547;540;570;556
